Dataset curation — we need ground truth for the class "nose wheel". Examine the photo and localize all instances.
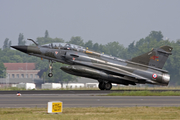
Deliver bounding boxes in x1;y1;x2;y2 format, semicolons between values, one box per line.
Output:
48;60;53;77
48;73;53;77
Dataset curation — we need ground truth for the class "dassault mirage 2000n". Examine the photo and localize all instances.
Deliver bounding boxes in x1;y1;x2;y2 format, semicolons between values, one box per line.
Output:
11;39;173;90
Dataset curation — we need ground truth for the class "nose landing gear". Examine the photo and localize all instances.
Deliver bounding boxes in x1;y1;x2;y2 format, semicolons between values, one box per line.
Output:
98;81;112;90
48;60;53;77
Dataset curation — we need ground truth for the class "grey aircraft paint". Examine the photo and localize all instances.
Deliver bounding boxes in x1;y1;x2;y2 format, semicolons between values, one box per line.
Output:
11;39;173;90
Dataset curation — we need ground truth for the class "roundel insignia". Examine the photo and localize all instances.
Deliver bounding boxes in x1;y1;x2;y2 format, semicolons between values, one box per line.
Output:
55;51;58;55
152;74;157;79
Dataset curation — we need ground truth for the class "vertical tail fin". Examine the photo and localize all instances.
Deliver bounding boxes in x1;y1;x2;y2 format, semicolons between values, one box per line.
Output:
130;46;173;69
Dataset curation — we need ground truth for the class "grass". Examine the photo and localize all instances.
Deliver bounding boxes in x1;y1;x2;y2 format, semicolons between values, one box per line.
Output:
0;107;180;120
107;91;180;96
0;87;26;91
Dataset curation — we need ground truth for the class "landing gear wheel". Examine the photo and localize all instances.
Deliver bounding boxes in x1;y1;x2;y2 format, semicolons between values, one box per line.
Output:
48;73;53;77
104;82;112;90
98;82;105;90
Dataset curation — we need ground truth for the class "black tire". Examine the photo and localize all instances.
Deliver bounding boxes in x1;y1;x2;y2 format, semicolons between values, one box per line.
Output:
48;73;53;77
98;82;105;90
104;82;112;90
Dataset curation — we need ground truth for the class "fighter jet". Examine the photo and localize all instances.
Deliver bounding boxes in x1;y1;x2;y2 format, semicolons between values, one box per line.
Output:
11;39;173;90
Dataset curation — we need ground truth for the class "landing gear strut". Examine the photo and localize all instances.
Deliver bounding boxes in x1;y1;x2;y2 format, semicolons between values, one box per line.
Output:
98;81;112;90
48;60;53;77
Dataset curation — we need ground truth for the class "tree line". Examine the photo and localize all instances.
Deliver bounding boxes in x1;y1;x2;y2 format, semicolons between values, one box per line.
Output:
1;30;180;85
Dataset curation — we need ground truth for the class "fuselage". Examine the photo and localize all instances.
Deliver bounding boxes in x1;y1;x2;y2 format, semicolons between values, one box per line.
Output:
12;42;170;86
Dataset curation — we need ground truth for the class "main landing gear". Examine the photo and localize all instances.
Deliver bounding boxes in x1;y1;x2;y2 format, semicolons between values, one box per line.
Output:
98;81;112;90
48;60;53;77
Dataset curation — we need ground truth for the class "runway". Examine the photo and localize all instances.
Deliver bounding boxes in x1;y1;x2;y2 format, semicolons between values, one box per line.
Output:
0;94;180;108
1;89;180;94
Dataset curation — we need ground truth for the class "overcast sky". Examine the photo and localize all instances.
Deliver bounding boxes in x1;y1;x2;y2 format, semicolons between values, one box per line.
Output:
1;0;180;48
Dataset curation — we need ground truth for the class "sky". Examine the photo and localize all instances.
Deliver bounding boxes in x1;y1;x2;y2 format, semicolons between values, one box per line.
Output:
1;0;180;48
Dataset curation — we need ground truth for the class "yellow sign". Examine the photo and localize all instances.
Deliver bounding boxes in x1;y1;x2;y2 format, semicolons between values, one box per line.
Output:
52;102;62;113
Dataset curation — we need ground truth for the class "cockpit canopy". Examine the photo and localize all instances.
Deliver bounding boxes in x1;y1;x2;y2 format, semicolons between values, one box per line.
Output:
41;43;126;62
41;43;85;51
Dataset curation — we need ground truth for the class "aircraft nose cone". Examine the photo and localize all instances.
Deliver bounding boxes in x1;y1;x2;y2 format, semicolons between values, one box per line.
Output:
11;46;28;53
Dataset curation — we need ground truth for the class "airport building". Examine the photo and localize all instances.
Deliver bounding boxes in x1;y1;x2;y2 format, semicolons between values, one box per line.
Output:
4;63;40;79
0;63;42;88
